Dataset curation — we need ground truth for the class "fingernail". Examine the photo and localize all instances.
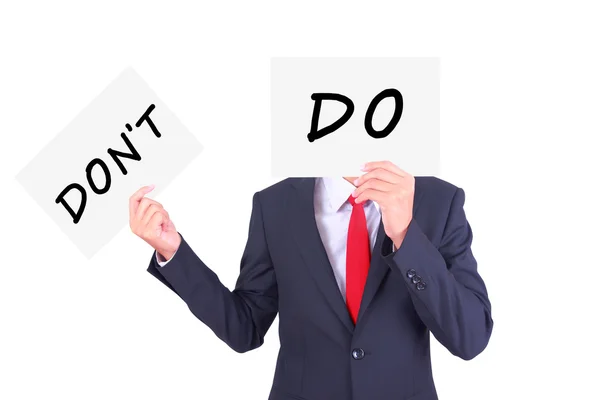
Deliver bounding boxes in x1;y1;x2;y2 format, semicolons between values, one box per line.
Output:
353;179;359;186
360;163;367;171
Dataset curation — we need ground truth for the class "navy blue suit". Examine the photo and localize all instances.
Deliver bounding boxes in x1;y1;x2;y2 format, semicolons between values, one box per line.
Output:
147;177;493;400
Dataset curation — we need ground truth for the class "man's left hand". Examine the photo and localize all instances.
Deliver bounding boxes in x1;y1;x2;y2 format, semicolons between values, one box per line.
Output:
352;161;415;249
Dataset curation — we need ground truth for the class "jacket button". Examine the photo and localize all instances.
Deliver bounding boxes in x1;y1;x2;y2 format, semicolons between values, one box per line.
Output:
411;275;422;284
407;269;416;279
416;282;427;291
352;348;365;360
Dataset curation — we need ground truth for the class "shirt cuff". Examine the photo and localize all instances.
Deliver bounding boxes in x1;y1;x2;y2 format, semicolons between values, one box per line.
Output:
156;249;177;267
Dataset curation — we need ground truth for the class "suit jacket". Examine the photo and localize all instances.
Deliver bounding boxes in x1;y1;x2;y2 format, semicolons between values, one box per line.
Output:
147;176;493;400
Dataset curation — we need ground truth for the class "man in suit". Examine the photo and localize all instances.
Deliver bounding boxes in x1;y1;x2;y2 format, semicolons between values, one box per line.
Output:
129;161;493;400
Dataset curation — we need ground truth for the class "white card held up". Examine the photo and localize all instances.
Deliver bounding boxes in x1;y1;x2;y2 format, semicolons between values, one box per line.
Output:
271;57;440;178
16;67;203;259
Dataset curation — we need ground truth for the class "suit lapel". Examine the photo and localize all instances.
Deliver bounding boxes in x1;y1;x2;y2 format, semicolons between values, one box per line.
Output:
288;178;355;334
356;219;389;324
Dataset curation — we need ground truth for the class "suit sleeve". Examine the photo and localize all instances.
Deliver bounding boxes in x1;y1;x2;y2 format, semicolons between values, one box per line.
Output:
146;192;279;353
383;187;493;360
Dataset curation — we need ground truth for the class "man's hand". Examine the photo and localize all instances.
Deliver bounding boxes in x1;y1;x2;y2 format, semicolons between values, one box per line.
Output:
129;185;181;260
352;161;415;249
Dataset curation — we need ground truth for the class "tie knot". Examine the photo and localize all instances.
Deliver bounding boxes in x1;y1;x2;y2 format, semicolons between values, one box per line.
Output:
348;194;360;207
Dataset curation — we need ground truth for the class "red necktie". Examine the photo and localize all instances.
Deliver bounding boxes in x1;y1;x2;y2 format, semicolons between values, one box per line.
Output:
346;194;371;324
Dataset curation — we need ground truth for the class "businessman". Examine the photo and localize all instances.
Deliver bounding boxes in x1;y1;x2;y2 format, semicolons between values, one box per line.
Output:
129;161;493;400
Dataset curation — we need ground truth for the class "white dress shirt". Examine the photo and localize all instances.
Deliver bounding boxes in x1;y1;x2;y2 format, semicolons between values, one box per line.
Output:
156;177;383;300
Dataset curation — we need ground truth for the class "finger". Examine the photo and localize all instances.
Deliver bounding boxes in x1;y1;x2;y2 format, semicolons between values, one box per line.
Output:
352;178;394;198
135;197;163;222
146;211;166;238
355;168;402;186
354;188;386;205
141;204;168;228
361;161;408;176
129;185;155;216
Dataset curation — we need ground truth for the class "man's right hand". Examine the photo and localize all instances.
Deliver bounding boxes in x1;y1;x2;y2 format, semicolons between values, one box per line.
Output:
129;185;181;261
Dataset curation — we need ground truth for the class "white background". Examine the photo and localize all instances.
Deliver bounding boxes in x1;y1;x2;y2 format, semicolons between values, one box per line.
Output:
1;1;599;399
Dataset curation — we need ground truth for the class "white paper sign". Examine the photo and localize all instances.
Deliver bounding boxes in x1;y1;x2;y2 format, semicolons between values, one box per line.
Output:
271;57;440;177
16;67;203;259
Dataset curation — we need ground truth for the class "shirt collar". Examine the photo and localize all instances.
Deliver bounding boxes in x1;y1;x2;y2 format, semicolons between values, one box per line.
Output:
320;177;380;213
